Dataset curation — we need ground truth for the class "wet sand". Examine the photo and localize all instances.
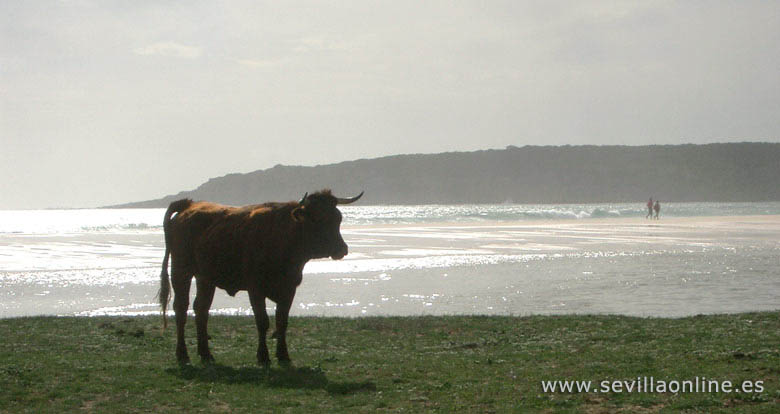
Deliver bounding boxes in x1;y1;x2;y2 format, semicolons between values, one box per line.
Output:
1;215;779;318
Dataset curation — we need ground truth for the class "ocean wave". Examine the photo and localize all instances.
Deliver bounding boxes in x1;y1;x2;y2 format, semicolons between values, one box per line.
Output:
519;209;589;220
79;223;163;232
590;208;622;218
2;202;780;234
0;208;164;234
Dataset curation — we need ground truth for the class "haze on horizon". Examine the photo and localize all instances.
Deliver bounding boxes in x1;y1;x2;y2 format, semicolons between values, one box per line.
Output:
2;1;779;209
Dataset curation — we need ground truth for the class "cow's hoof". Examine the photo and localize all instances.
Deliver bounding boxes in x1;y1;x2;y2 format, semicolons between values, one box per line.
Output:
277;358;292;369
200;354;215;364
258;352;271;367
177;355;191;366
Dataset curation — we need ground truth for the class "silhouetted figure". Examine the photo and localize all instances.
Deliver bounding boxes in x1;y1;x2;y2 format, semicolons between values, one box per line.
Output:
654;200;661;220
646;198;654;219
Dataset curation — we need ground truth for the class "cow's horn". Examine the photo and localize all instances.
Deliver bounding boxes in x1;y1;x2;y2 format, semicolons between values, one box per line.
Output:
336;191;364;205
299;192;308;204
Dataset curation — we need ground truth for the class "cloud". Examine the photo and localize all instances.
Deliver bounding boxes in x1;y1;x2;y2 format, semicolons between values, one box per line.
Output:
293;36;356;53
133;42;201;58
235;58;287;68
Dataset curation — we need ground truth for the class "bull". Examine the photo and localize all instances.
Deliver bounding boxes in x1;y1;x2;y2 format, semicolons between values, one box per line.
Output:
157;189;363;365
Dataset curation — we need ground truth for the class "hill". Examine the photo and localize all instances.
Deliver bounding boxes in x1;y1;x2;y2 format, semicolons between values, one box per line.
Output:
114;143;780;207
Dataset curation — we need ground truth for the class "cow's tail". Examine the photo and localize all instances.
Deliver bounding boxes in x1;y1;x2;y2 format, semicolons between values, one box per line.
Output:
157;198;192;330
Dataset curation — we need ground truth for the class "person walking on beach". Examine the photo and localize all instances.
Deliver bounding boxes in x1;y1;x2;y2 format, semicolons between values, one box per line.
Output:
654;200;661;220
646;198;654;219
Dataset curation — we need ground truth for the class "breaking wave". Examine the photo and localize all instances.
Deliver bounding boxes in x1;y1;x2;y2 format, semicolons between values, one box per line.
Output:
2;202;780;234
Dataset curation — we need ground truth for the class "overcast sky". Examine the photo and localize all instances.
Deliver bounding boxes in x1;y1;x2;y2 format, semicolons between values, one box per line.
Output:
1;1;778;209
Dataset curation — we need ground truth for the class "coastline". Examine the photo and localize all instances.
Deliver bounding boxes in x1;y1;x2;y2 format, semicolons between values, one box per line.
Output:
342;214;780;229
1;214;779;318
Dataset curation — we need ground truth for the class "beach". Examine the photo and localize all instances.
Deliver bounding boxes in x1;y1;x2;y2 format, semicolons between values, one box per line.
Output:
297;215;780;317
2;213;778;318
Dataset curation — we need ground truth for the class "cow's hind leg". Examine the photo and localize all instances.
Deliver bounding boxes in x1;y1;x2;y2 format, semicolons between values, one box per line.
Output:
194;278;216;363
248;289;271;366
172;267;193;364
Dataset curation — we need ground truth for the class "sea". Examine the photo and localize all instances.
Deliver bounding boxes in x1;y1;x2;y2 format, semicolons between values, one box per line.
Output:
1;202;779;318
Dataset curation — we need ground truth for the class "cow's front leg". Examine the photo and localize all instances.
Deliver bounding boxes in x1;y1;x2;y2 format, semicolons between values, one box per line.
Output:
248;289;271;366
273;294;294;364
193;278;216;363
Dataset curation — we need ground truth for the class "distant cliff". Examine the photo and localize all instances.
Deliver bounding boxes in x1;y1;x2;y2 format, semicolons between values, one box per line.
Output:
114;143;780;207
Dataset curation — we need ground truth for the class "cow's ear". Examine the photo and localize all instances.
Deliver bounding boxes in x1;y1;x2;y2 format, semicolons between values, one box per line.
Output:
291;206;307;222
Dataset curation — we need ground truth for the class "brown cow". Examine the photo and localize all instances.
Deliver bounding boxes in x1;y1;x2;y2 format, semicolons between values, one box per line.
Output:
157;189;363;365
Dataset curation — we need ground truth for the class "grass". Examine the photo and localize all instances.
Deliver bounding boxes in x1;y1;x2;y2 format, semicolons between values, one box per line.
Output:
0;313;778;413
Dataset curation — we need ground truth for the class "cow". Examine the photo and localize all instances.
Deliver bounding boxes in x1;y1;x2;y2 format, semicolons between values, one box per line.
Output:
157;189;363;365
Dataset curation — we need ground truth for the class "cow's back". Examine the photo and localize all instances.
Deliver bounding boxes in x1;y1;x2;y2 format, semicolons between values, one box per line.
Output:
167;202;237;273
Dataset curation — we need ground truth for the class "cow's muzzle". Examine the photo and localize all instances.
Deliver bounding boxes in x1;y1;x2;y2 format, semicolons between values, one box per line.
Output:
331;244;348;260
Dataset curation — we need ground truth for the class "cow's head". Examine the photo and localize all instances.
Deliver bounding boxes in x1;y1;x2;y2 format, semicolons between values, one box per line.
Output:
292;189;363;260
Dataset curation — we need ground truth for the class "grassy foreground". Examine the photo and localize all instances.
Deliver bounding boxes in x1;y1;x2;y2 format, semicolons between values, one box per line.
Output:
0;313;778;413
